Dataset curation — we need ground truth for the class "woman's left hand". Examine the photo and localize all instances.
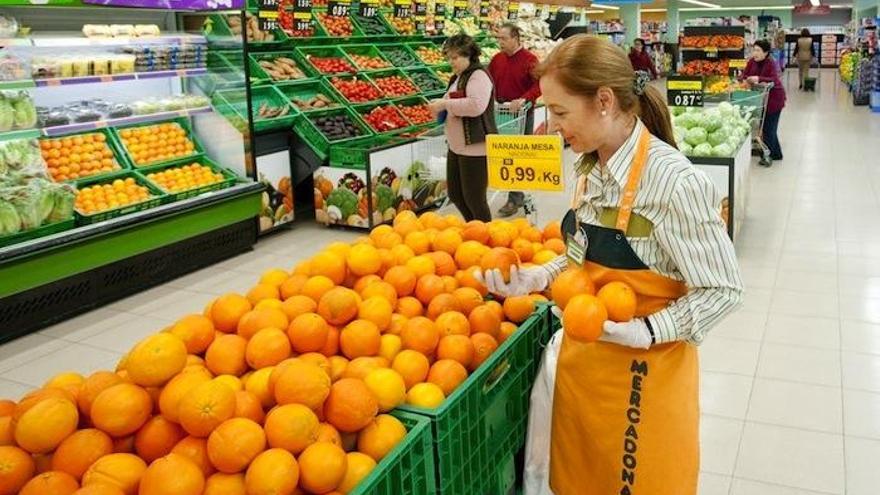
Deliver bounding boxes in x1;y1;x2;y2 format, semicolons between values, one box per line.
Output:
427;99;446;116
746;76;760;84
600;319;653;349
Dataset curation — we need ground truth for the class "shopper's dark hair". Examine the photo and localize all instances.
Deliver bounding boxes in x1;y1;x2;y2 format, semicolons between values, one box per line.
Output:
443;34;481;64
753;39;771;53
801;28;810;37
500;22;521;41
633;38;645;47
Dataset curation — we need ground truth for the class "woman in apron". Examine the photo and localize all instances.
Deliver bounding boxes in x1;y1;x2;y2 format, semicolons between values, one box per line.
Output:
479;35;743;494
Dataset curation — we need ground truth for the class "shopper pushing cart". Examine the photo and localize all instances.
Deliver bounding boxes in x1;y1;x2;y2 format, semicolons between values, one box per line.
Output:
740;39;786;166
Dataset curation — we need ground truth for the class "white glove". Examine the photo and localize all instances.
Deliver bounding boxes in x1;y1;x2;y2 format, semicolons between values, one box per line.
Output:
600;319;653;349
475;265;552;298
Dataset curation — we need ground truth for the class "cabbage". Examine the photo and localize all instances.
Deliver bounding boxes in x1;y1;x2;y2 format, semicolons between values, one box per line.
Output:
673;127;686;146
674;113;696;129
679;142;693;155
47;184;75;223
717;101;736;117
0;100;14;131
0;201;20;235
693;143;713;156
685;127;707;146
12;98;36;129
712;143;734;157
671;106;685;116
707;128;729;146
703;111;723;132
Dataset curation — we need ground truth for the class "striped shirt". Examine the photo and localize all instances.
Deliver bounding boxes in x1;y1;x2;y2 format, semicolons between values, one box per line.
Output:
546;121;743;345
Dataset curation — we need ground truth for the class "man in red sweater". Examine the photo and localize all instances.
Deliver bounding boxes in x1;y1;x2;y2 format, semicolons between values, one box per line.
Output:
488;23;541;217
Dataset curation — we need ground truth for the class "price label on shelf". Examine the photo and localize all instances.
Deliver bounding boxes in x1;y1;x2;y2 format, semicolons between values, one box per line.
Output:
453;0;468;19
293;0;311;9
479;0;490;29
359;0;378;17
413;0;427;16
293;11;312;31
667;76;704;107
328;0;351;16
435;2;446;31
487;135;564;192
507;2;519;20
728;59;747;78
394;0;412;18
257;0;280;8
258;13;280;32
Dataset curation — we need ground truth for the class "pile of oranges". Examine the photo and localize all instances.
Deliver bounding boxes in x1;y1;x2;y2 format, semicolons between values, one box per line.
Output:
145;163;226;193
0;211;583;495
39;133;119;183
74;177;153;215
117;122;197;167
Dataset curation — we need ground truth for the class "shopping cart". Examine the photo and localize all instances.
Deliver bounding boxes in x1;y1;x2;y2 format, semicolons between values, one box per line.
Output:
731;82;773;166
493;101;537;217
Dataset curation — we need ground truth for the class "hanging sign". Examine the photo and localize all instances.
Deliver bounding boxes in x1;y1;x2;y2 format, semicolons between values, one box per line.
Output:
328;0;351;16
292;0;312;31
667;75;704;107
393;0;412;18
727;59;747;78
507;2;519;20
487;135;564;192
359;0;378;17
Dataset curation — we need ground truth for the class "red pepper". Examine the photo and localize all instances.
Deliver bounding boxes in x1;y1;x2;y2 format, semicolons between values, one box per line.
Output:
363;105;409;132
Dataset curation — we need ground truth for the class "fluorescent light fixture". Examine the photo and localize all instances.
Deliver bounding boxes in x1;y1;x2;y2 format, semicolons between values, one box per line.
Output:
641;8;667;12
584;10;606;13
680;0;721;7
830;4;852;8
591;3;620;9
809;0;820;5
680;5;793;10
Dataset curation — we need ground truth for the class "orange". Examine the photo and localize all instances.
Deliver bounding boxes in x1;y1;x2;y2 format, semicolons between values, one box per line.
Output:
43;372;85;398
520;226;544;243
543;238;565;255
318;287;361;326
393;210;418;225
549;267;596;310
434;311;470;337
532;250;558;265
206;418;266;474
373;231;403;250
171;436;215;477
340;320;381;359
360;281;398;308
169;315;215;354
323;379;378;433
320;326;341;357
454;241;489;269
379;334;402;362
596;281;637;323
89;384;151;439
487;224;514;248
279;294;315;321
246;283;280;305
157;368;212;424
328;356;349;382
273;360;330;410
292;260;312;276
264;404;319;455
209;293;252;333
511;238;535;263
310;250;347;285
419;211;447;229
233;390;265;424
427;359;468;396
542;220;562;241
125;333;188;387
0;446;34;495
77;371;125;418
455;268;489;297
134;416;185;464
260;268;290;287
479;247;520;283
426;252;457;278
563;294;608;342
415;274;445;305
358;296;393;332
383;266;417;297
392;219;422;238
296;442;347;494
468;305;502;339
391;350;430;390
236;308;289;340
470;333;499;371
404;231;430;254
363;369;406;412
390;244;415;266
287;313;329;354
177;380;236;438
452;287;484;315
396;297;424;318
436;334;474;368
405;383;445;408
336;452;376;493
356;415;405;462
244;449;299;495
18;471;79;495
461;221;490;244
245;328;291;369
347;244;382;276
52;428;113;480
205;334;248;377
301;276;336;303
404;255;436;278
203;473;244;495
498;322;517;343
315;423;343;447
81;453;147;495
432;229;463;255
441;275;459;293
138;454;204;495
341;356;388;380
0;400;13;417
243;367;275;409
502;295;536;324
401;317;440;356
279;274;308;300
426;294;462;320
353;274;382;293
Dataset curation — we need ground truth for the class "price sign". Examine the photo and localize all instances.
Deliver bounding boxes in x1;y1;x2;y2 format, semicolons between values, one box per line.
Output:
435;2;445;31
704;47;718;59
728;59;747;78
507;2;519;20
328;0;350;16
292;0;310;9
293;11;312;31
359;0;378;17
479;0;490;29
394;0;411;18
453;0;468;18
667;76;704;107
413;0;426;16
487;135;564;192
258;9;280;31
257;0;279;8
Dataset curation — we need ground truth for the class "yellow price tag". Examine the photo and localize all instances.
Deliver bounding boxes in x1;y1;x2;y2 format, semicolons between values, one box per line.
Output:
729;59;747;69
487;135;564;192
667;80;702;91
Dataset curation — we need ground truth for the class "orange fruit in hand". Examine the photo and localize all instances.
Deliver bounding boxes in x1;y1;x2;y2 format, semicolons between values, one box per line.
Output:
596;281;637;323
563;294;608;343
550;267;596;310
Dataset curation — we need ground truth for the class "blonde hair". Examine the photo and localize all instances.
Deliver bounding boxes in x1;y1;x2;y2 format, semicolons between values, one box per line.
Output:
536;35;676;148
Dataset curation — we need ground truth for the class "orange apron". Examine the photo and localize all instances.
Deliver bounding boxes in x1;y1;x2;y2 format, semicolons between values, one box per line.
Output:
549;129;699;495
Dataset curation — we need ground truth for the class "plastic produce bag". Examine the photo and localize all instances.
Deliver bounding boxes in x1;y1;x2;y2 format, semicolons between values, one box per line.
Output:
523;328;563;495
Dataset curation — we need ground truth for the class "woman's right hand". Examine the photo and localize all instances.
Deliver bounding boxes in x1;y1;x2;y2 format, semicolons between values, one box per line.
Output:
475;265;553;298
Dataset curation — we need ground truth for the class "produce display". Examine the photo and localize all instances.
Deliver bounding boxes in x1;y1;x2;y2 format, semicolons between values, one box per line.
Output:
680;35;744;49
442;21;462;37
117;122;198;167
354;15;391;35
129;95;210;115
433;68;452;84
227;12;278;43
406;71;446;93
383;47;420;67
330;77;383;103
414;46;444;65
74;177;154;215
513;13;560;60
397;102;433;125
311;113;365;141
39;132;121;182
145;162;226;193
291;93;338;111
256;56;308;82
680;59;730;76
348;54;392;71
0;91;37;131
671;103;752;157
388;17;415;35
317;13;356;37
255;102;292;120
840;51;859;84
307;55;357;75
456;17;481;36
481;46;499;63
372;75;418;97
361;105;409;132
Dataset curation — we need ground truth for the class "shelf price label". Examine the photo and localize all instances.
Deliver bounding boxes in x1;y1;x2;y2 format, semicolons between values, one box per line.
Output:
293;11;312;31
453;0;468;19
257;10;280;31
728;58;747;78
257;0;280;9
328;0;351;16
359;0;378;17
479;0;490;29
292;0;311;9
435;2;446;31
487;135;564;192
548;5;558;21
507;2;519;20
413;0;427;16
394;0;412;18
667;75;704;107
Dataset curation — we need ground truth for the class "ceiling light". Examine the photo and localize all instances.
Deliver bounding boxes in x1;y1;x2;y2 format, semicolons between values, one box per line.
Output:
809;0;820;5
591;3;620;10
680;0;721;7
641;8;667;12
680;5;793;11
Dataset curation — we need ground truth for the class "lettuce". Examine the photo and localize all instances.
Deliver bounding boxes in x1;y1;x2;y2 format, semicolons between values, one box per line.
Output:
693;143;713;156
47;183;75;223
712;143;734;157
708;128;729;147
685;127;708;146
0;201;20;235
679;142;693;156
0;100;14;131
12;98;36;129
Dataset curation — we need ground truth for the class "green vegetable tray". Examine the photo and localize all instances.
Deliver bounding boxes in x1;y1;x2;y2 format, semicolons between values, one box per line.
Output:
38;129;130;186
295;46;358;76
329;134;412;168
349;410;437;495
73;171;168;225
407;41;445;65
341;44;394;72
326;74;385;105
351;101;418;136
207;13;289;49
215;86;298;132
138;156;238;202
429;65;454;88
365;68;420;98
392;95;437;127
275;79;343;114
375;43;423;68
402;67;447;96
351;13;395;37
396;304;552;495
248;51;317;85
0;219;75;248
312;9;366;38
292;106;375;161
110;117;205;170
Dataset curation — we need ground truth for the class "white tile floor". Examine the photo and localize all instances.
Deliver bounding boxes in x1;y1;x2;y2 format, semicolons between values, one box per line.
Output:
3;68;879;494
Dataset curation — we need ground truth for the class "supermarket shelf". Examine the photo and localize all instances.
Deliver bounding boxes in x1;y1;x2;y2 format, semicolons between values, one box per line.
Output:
41;106;213;137
0;33;207;48
0;128;41;143
680;47;744;52
31;68;209;88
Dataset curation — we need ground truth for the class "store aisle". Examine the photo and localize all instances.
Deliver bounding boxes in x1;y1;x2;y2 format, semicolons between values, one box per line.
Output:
1;68;878;494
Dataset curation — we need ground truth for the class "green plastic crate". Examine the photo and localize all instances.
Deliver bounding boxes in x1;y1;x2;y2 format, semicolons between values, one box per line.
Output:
276;79;343;114
0;219;75;248
208;12;288;49
351;101;416;135
366;68;419;99
138;156;238;201
249;51;316;85
326;74;385;105
403;67;447;94
313;9;365;38
292;106;375;161
392;95;436;127
397;304;552;495
342;44;394;72
296;46;358;76
385;15;417;37
429;65;453;86
38;129;129;185
328;134;411;168
377;43;423;68
74;171;168;225
111;117;205;170
407;41;446;66
216;85;298;132
351;13;395;37
349;410;437;495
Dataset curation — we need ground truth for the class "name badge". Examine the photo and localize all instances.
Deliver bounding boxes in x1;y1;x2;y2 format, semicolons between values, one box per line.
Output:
565;230;587;266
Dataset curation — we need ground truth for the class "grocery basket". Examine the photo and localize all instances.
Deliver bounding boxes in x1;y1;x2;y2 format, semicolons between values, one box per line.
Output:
732;82;773;166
